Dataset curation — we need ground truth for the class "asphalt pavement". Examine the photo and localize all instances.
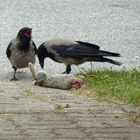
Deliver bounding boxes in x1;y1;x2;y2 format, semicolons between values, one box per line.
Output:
0;0;140;80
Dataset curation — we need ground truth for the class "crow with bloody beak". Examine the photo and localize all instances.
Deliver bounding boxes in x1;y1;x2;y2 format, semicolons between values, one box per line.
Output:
6;27;37;80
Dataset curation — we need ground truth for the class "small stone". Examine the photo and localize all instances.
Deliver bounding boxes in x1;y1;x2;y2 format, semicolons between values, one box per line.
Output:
65;104;71;108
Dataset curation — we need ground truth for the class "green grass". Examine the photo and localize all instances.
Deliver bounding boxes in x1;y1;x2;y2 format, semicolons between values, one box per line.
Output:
79;69;140;106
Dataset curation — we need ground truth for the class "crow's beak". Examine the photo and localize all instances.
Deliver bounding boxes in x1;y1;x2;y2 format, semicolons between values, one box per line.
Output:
39;59;44;69
25;28;32;37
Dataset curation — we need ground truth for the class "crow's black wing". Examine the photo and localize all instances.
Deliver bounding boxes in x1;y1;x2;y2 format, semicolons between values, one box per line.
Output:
52;41;101;58
76;41;100;50
76;41;121;57
6;42;12;59
52;41;120;58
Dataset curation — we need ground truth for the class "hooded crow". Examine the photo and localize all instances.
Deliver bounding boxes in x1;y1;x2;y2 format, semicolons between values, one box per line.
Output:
37;39;121;74
6;27;37;80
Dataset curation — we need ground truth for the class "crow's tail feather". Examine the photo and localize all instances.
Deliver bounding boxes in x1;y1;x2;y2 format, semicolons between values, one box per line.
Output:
99;50;121;57
101;57;122;66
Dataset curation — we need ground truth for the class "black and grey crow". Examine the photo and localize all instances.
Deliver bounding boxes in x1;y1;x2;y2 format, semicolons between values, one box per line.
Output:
6;27;37;80
37;39;121;74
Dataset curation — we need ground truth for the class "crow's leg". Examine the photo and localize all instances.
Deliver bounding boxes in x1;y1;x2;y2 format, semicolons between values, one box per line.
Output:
62;65;71;74
11;66;18;81
90;62;94;71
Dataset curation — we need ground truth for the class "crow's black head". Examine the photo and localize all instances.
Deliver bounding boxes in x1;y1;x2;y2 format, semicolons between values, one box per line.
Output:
17;27;32;52
37;43;48;69
17;27;32;40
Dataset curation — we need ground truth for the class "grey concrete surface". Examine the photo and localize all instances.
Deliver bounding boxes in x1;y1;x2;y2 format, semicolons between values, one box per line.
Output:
0;0;140;80
0;81;139;140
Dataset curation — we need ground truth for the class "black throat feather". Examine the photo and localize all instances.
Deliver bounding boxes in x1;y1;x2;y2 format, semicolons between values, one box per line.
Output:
18;37;31;52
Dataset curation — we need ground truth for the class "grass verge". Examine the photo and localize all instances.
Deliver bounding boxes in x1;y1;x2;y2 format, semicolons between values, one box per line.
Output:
78;69;140;106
